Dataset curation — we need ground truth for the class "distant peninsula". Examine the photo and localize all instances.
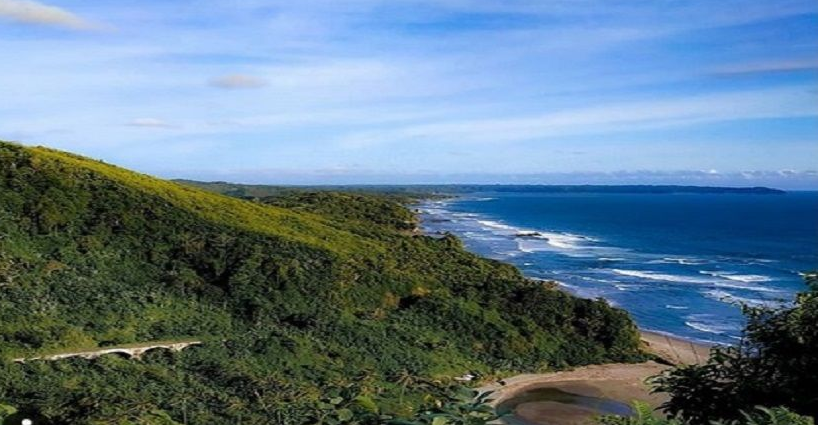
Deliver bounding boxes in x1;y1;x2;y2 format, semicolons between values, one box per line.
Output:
419;185;787;195
176;181;787;198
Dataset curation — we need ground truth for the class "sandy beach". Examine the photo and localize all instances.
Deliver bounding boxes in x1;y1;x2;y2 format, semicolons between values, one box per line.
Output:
639;330;713;366
482;331;713;425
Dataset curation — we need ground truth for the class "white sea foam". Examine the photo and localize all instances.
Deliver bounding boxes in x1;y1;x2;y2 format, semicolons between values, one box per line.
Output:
598;257;626;262
539;232;587;249
475;219;593;250
533;231;598;249
611;269;715;284
702;289;772;307
654;257;709;265
452;212;479;218
714;282;780;292
665;305;689;310
700;270;772;283
684;314;742;335
476;219;517;231
685;321;732;335
555;281;578;291
579;275;611;282
698;271;780;292
463;231;503;242
517;240;550;253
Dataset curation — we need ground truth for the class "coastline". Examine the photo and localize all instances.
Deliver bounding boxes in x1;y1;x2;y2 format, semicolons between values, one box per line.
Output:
416;196;722;422
415;200;720;423
639;330;712;366
479;331;711;424
416;194;807;346
482;330;711;403
417;198;719;356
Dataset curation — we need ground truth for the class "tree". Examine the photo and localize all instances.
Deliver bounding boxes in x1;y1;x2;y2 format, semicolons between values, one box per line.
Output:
653;273;818;424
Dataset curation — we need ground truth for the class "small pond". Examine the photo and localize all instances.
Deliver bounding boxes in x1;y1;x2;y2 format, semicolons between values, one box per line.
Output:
495;387;634;425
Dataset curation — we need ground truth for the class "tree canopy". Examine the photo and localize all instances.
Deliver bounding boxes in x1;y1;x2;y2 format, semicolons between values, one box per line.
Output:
0;141;645;424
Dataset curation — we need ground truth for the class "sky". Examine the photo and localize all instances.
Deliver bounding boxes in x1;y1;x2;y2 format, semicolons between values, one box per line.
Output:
1;0;817;188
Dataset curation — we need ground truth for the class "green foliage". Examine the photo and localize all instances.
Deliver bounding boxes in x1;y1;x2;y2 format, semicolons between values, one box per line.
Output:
387;386;497;425
0;403;17;418
0;140;646;424
26;145;376;255
598;401;682;425
261;191;418;233
598;405;813;425
721;407;815;425
652;274;818;424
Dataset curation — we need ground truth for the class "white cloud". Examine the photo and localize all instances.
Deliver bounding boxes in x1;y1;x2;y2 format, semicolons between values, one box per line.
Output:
337;86;818;147
126;118;174;129
0;0;101;30
209;74;268;89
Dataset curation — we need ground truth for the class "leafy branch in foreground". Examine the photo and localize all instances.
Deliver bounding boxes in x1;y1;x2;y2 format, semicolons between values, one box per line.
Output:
598;403;812;425
390;386;497;425
651;273;817;424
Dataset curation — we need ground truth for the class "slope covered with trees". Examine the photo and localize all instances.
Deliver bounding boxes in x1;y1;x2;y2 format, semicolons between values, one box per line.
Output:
0;141;644;424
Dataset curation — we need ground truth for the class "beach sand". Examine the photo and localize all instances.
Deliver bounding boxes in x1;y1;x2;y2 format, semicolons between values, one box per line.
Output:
482;331;713;425
639;330;712;366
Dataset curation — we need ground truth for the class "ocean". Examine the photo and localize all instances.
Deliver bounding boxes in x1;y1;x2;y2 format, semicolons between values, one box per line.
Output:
418;191;818;344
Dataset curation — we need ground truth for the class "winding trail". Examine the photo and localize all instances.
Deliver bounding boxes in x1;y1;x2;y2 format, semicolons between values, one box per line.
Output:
12;340;202;363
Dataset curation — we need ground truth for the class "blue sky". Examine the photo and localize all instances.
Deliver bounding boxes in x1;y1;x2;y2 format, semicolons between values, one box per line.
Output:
1;0;817;188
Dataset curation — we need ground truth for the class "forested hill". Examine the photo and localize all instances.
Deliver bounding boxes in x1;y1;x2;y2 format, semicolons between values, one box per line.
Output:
0;141;644;424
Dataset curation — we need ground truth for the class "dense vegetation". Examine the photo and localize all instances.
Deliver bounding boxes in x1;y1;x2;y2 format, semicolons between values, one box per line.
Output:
599;403;813;425
653;274;818;424
0;141;644;424
259;191;419;233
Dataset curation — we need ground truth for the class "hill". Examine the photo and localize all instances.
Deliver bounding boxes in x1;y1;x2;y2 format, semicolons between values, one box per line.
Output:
0;141;644;424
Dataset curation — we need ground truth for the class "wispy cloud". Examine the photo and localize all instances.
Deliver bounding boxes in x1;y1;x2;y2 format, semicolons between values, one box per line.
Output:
0;0;103;30
2;0;817;185
337;86;818;147
712;59;818;76
209;74;268;89
160;167;818;190
126;118;175;129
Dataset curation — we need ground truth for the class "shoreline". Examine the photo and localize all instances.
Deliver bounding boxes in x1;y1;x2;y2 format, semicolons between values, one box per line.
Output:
481;330;711;404
481;361;669;425
415;199;737;348
639;329;712;366
478;331;712;424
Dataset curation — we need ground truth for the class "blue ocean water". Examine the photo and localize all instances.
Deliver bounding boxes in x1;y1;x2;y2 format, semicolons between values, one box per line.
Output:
419;191;818;344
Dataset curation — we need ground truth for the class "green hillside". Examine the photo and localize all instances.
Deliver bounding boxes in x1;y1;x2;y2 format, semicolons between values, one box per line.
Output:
0;141;645;424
